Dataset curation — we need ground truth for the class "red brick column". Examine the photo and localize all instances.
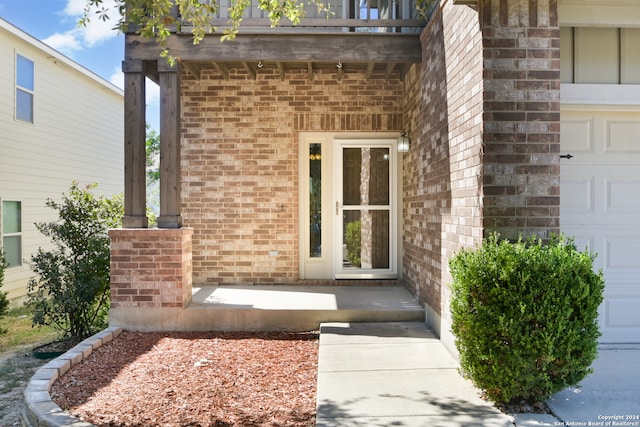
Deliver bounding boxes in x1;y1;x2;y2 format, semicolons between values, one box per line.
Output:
109;228;193;309
480;0;561;239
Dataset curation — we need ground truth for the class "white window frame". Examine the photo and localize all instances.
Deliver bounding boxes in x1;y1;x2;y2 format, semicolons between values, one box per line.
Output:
15;53;34;124
1;200;23;269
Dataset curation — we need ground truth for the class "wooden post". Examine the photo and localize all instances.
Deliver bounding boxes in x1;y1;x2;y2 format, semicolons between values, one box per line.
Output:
157;60;182;229
122;60;148;228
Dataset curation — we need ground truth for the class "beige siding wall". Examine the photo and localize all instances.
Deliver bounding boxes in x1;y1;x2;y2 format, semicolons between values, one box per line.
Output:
561;27;640;84
559;1;640;85
0;25;123;301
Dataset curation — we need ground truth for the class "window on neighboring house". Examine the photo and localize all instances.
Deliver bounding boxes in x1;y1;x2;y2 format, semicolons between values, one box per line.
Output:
16;54;34;123
1;201;22;268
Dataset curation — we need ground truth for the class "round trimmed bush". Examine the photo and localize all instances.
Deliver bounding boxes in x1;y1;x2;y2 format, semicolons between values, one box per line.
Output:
449;234;604;404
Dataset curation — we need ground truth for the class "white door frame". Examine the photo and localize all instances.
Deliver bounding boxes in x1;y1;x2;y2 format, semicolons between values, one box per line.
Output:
298;132;402;280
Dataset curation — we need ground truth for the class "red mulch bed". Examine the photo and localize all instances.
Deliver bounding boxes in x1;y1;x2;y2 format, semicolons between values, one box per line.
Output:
50;330;319;426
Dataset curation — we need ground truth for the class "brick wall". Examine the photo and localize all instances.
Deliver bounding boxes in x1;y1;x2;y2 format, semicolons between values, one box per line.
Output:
110;228;193;308
402;2;484;319
181;68;403;286
481;0;561;239
402;0;560;350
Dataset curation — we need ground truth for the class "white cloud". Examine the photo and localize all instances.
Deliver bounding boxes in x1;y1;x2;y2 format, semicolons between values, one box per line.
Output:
43;31;83;55
64;0;88;16
109;67;124;90
47;0;121;55
80;12;120;47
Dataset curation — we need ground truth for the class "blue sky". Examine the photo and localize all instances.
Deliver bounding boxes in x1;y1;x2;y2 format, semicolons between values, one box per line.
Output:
0;0;160;131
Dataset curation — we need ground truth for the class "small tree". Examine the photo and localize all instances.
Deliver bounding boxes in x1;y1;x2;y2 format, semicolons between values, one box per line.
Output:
27;182;123;339
449;234;604;404
146;125;161;217
146;125;160;186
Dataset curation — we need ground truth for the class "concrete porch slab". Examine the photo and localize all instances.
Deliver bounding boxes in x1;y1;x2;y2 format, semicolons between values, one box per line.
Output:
109;285;425;332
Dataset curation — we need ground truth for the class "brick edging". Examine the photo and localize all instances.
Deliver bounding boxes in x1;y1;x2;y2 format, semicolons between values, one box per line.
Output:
22;327;123;427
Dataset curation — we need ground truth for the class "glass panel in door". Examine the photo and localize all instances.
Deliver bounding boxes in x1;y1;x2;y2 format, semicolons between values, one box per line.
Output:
337;145;395;278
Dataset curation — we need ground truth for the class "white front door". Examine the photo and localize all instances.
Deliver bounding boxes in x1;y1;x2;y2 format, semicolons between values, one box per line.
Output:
334;140;398;279
561;109;640;343
299;133;400;280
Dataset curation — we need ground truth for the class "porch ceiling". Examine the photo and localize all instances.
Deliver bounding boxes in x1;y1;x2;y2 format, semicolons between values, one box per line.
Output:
125;32;423;81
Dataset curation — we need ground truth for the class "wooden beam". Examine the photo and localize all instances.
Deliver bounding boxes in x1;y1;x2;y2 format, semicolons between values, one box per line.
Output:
212;62;230;80
243;61;257;80
276;62;285;81
157;63;182;229
366;62;375;80
181;61;202;79
398;63;411;80
144;60;159;84
337;62;343;81
126;33;423;64
385;62;396;79
307;62;313;81
122;60;148;229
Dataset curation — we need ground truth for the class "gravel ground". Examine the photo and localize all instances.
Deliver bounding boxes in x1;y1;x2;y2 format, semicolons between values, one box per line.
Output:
0;348;50;427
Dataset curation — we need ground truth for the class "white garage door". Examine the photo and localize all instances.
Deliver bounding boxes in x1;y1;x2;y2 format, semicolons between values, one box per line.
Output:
561;110;640;344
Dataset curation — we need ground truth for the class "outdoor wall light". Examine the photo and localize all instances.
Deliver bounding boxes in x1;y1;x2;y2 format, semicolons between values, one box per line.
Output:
397;131;411;153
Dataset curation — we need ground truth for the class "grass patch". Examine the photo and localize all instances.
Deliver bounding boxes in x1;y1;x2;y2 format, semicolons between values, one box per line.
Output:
0;306;59;355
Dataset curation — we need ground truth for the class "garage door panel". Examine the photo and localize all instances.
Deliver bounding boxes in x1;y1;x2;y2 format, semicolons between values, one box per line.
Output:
605;177;640;213
562;167;640;223
557;228;594;255
562;227;640;273
605;298;640;328
561;117;594;153
560;175;594;215
558;225;601;267
601;296;640;344
606;119;640;152
605;237;640;270
560;227;640;343
561;109;640;344
562;111;640;163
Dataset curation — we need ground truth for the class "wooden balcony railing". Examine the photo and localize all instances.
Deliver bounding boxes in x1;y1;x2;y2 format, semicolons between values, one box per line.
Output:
173;0;426;33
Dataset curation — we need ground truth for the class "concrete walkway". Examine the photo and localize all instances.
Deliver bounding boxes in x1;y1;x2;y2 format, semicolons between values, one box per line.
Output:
316;322;515;427
315;321;640;427
547;345;640;425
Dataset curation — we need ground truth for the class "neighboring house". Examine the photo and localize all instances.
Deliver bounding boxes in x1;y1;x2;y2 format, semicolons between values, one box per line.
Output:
0;18;124;302
110;0;640;350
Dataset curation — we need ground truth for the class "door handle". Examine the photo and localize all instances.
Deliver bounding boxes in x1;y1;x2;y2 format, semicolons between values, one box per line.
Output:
336;201;341;215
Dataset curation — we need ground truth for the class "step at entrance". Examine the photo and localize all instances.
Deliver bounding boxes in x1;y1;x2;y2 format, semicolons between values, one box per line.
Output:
183;285;424;331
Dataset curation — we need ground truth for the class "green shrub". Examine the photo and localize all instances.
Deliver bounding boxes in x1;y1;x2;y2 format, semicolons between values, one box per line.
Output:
0;251;10;334
449;233;604;404
345;220;361;267
27;182;123;339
